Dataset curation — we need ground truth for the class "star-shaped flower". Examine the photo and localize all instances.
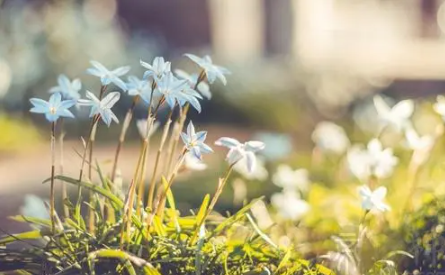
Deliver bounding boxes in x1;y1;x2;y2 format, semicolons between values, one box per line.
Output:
125;75;158;105
140;57;171;80
49;74;82;101
214;137;265;172
373;95;414;132
175;69;211;99
184;54;231;85
79;91;120;127
86;60;130;91
29;93;76;122
180;121;213;160
155;72;202;112
358;185;390;212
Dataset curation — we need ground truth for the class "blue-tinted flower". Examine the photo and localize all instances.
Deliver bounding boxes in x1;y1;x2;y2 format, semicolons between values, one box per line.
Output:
140;57;171;80
215;137;265;172
180;121;213;160
79;91;120;127
86;60;130;91
358;185;390;212
20;194;50;220
184;54;230;85
29;93;75;122
125;75;156;104
49;74;82;101
155;72;202;112
175;69;211;99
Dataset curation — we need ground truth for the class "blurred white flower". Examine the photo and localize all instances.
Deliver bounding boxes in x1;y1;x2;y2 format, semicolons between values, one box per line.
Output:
20;194;49;220
358;185;390;212
233;157;268;181
136;119;160;139
347;139;398;181
271;191;310;221
184;153;207;171
312;121;350;154
49;74;82;101
373;95;414;132
347;145;372;181
433;95;445;120
272;165;309;193
253;132;293;161
405;127;434;152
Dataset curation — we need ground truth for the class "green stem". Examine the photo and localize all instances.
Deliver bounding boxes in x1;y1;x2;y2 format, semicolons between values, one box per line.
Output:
147;111;173;209
111;97;139;182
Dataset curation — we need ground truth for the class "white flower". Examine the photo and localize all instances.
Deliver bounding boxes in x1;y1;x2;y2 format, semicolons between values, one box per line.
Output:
373;95;414;131
20;194;49;220
126;76;152;99
272;165;310;193
405;127;434;152
136;119;160;139
175;69;212;100
155;72;202;112
79;91;120;126
215;137;265;172
86;60;130;91
271;191;310;221
233;157;268;181
312;121;350;154
347;145;373;181
433;95;445;120
367;139;398;178
347;139;398;181
358;185;390;212
180;121;213;160
184;153;207;171
140;57;171;80
49;74;82;101
184;54;231;85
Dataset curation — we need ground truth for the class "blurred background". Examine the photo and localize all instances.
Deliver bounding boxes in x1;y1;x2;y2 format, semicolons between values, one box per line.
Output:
3;0;445;264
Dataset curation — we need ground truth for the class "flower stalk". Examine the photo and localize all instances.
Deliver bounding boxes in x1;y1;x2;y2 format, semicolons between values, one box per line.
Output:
111;97;140;182
50;121;56;234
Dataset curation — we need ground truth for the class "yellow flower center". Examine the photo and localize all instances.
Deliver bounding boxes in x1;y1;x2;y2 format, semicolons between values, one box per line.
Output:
49;107;57;114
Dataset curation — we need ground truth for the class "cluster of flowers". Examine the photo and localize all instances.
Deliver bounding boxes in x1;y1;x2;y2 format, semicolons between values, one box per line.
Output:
29;54;268;195
311;94;445;215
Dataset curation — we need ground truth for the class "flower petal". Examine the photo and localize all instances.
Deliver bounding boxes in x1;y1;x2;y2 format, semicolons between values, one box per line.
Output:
215;137;241;148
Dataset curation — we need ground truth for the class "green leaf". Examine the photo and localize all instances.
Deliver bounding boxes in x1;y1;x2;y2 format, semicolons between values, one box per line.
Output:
246;213;278;250
213;197;264;235
0;230;41;245
53;175;144;230
9;215;51;228
88;249;160;275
